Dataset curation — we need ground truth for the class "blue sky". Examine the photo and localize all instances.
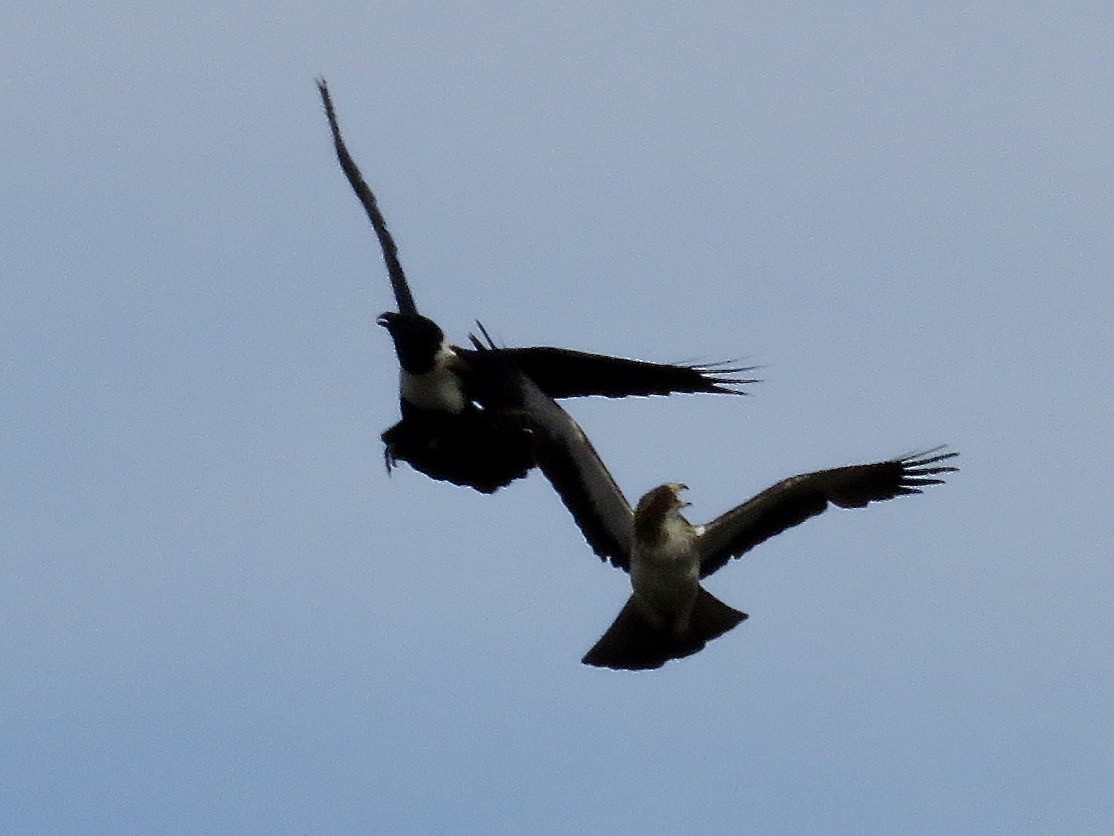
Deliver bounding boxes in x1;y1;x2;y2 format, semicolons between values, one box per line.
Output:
3;3;1111;833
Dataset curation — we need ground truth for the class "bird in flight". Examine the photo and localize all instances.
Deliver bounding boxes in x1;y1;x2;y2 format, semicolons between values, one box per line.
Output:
469;339;958;669
316;79;757;493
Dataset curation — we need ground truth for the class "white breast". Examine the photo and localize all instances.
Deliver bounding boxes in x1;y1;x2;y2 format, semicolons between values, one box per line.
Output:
630;516;700;621
399;345;468;414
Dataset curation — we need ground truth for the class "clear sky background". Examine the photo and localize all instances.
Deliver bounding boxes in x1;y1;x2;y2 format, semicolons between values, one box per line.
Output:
4;3;1111;833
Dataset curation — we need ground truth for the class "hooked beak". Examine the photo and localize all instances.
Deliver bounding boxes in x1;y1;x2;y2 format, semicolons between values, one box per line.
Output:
376;312;395;329
669;482;691;508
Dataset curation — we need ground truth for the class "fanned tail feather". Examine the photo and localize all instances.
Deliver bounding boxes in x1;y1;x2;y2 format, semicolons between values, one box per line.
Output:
582;587;747;670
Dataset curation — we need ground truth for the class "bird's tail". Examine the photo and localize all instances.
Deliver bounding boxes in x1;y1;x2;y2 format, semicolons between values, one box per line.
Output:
582;587;747;671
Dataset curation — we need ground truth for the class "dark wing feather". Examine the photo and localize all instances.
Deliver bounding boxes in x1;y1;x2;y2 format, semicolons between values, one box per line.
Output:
468;340;634;569
480;346;757;398
697;448;958;578
528;405;634;569
316;78;418;316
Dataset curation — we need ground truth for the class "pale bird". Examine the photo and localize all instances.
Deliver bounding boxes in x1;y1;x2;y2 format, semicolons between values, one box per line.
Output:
469;341;958;669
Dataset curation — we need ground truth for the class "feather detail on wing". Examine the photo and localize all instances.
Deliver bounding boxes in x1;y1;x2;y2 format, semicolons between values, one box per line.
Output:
468;336;634;568
472;346;758;399
316;78;418;316
696;448;958;578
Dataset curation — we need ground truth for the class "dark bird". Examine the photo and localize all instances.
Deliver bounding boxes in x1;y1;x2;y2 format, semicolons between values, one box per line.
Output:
316;78;757;493
469;341;958;670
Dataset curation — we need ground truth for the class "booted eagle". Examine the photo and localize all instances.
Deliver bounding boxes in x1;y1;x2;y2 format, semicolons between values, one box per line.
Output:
470;341;957;669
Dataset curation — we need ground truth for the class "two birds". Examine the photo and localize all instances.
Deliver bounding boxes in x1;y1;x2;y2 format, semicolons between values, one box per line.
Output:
317;79;958;670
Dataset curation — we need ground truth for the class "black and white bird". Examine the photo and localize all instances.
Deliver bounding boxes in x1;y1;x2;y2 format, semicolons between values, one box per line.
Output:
317;79;756;493
469;341;958;670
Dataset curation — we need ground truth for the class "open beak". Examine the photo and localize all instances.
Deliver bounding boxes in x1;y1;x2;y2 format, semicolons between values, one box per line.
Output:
670;482;690;508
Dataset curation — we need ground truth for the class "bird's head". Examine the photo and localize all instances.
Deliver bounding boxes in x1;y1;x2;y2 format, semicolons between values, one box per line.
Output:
377;311;446;373
634;482;691;544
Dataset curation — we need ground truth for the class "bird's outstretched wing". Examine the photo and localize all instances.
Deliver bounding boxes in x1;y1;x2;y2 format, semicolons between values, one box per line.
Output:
316;78;418;316
696;448;958;578
465;346;758;399
469;335;635;568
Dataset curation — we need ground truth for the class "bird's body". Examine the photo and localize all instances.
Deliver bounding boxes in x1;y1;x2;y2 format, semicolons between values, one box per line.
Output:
586;483;748;669
317;79;756;493
469;342;957;670
398;342;469;414
629;485;701;633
